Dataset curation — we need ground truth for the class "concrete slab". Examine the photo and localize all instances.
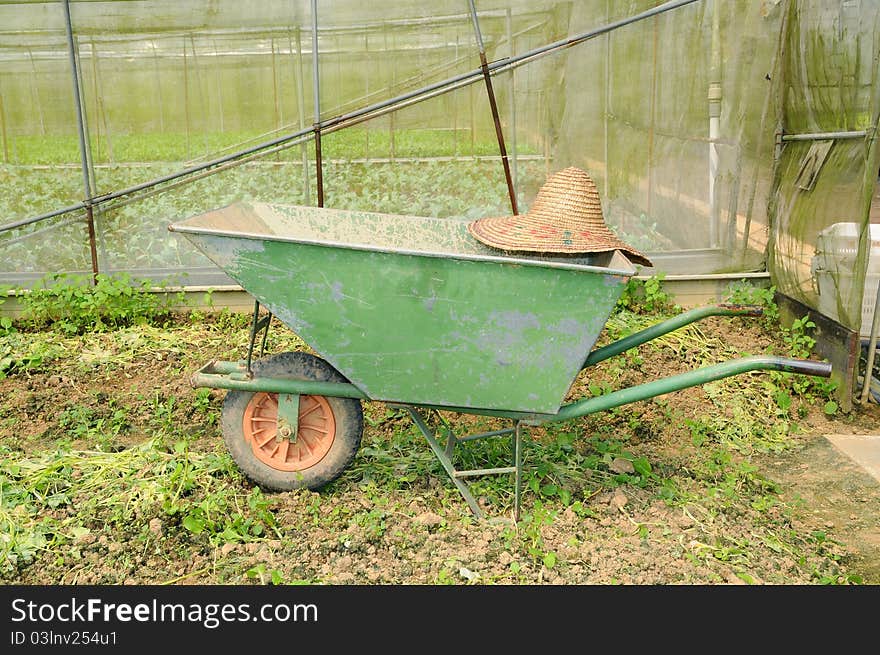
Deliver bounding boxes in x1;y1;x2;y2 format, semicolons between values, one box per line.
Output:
760;435;880;583
825;434;880;484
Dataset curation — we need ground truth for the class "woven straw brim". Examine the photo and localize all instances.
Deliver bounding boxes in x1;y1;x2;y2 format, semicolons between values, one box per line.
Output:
467;216;653;267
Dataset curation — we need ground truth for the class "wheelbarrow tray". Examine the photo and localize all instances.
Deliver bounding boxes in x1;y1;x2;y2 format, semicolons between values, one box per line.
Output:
170;202;636;414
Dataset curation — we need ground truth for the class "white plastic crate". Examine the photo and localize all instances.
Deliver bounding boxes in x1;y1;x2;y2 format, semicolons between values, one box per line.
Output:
810;222;880;338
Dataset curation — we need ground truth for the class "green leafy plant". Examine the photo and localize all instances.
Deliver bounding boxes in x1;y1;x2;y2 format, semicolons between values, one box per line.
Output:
0;286;14;336
246;563;288;585
726;280;779;329
56;401;129;451
725;280;837;404
0;335;63;379
20;273;181;334
615;275;675;315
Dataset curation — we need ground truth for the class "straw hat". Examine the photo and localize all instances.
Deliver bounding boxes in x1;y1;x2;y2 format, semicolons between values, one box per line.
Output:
467;166;653;267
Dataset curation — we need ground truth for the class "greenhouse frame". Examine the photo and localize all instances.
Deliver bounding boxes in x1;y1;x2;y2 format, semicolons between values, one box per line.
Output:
1;0;878;400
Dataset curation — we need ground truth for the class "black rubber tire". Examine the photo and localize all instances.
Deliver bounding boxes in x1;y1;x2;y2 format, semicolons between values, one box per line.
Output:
221;351;364;491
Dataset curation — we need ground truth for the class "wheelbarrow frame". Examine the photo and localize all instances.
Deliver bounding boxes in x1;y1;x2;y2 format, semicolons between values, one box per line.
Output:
191;300;832;520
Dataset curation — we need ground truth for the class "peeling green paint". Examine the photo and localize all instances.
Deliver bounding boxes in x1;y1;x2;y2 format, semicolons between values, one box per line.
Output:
171;202;634;413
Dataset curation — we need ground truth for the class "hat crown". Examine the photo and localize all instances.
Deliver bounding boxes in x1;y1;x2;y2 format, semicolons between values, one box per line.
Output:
527;166;603;226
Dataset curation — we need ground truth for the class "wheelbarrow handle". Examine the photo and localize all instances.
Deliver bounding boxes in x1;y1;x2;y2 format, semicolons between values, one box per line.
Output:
583;303;764;369
777;358;833;377
549;355;832;424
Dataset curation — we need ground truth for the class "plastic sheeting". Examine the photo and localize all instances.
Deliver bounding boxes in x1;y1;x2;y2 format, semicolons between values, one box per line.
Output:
768;0;880;335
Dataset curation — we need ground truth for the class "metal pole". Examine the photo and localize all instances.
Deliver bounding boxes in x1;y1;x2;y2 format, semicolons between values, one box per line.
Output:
469;76;476;153
152;40;165;132
27;48;46;136
708;0;721;249
604;0;611;197
91;40;113;163
740;0;789;264
405;407;485;519
336;32;343;117
781;130;868;142
79;40;109;270
582;303;764;369
860;280;880;404
467;0;518;214
62;0;99;283
189;35;208;157
647;14;658;220
183;40;191;160
364;31;370;160
454;33;459;156
293;27;311;205
514;421;522;522
857;87;880;402
271;37;280;131
389;28;396;161
0;91;9;163
89;40;101;161
213;39;225;132
506;8;518;191
766;0;793;272
552;356;831;423
311;0;323;207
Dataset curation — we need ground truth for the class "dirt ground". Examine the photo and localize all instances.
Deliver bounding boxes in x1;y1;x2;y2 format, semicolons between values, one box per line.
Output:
1;311;879;586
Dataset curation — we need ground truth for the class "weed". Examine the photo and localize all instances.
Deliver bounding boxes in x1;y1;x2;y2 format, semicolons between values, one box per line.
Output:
0;287;14;336
502;500;558;568
211;307;252;332
0;289;867;585
20;273;182;334
56;401;129;451
771;314;838;401
726;280;837;403
0;333;65;379
435;567;456;585
343;422;439;490
0;434;288;577
245;563;288;585
615;275;677;315
726;280;779;328
149;393;178;435
351;508;387;541
174;484;278;545
188;388;220;428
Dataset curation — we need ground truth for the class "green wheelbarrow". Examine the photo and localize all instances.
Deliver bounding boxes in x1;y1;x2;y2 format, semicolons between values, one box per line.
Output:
169;202;832;520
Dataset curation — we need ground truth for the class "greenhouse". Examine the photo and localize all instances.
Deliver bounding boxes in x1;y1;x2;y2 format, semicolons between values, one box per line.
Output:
0;0;878;398
4;1;880;593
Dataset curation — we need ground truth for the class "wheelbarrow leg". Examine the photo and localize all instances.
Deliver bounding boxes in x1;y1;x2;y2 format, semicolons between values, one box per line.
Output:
403;406;525;521
432;411;456;460
514;421;523;523
245;299;274;375
405;407;485;519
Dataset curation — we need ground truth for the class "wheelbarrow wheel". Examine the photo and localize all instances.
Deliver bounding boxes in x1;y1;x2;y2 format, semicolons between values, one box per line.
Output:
221;351;363;491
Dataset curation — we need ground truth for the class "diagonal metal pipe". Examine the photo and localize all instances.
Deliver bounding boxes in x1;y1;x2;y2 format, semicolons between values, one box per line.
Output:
467;0;518;214
61;0;99;282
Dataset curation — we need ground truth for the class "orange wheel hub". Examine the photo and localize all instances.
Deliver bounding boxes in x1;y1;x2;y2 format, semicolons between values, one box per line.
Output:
241;393;336;471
